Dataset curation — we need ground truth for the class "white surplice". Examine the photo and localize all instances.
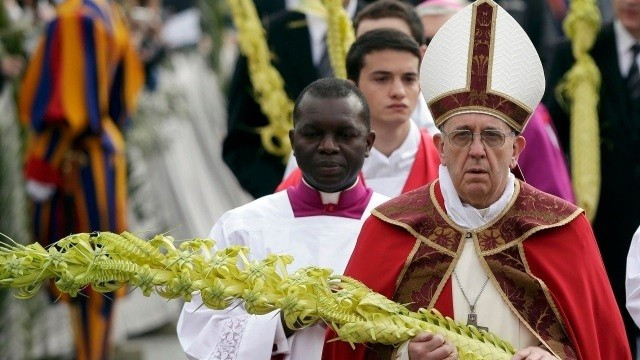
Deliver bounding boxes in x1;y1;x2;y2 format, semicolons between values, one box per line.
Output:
177;189;388;360
361;121;421;198
626;225;640;328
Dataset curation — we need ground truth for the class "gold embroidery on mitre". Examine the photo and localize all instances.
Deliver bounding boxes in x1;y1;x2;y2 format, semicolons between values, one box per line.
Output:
430;0;533;131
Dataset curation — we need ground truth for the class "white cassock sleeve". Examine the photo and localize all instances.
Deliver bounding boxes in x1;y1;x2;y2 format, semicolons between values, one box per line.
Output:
176;220;291;360
626;225;640;328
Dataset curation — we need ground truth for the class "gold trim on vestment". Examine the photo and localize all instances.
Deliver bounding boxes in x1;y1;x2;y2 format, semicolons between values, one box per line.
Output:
372;177;581;357
394;239;422;294
483;206;583;256
432;233;466;310
476;239;562;359
431;106;528;133
518;243;563;359
372;207;457;257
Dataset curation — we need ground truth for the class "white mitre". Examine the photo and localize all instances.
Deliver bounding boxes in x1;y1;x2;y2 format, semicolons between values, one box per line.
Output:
420;0;545;132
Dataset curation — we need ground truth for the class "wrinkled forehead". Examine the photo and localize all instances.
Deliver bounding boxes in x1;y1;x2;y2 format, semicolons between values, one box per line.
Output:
441;112;515;131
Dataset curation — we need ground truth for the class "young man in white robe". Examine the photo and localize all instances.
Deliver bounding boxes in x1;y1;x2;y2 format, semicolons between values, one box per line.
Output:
176;78;388;360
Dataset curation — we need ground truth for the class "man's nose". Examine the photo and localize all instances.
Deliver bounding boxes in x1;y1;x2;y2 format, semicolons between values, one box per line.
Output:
318;135;339;153
468;134;486;157
389;77;406;98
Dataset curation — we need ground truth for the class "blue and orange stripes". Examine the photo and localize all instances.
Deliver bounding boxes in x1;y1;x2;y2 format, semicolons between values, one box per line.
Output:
20;1;143;359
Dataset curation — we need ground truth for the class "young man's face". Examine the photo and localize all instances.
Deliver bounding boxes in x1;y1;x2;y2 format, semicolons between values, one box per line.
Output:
290;94;375;193
356;49;420;129
614;0;640;38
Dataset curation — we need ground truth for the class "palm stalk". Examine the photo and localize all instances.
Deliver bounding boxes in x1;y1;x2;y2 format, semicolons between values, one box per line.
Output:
0;231;516;359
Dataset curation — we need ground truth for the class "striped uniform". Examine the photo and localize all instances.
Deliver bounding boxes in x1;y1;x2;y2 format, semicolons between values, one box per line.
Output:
18;1;144;359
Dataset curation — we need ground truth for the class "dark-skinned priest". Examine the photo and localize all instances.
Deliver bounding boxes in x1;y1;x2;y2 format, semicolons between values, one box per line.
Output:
322;0;630;359
177;78;388;360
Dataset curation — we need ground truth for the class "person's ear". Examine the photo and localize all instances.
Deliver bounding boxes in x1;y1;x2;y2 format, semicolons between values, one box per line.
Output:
289;129;295;156
365;130;376;157
510;135;526;168
433;132;446;166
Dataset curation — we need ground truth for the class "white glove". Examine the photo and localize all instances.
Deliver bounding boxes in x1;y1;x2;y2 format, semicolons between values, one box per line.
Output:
395;341;410;360
25;180;56;202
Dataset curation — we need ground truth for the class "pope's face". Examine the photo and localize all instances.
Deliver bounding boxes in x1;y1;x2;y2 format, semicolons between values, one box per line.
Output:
434;113;526;208
290;94;375;193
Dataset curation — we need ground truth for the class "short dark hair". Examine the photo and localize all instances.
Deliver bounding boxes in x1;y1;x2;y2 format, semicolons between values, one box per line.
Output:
354;0;425;45
346;29;421;83
293;78;371;130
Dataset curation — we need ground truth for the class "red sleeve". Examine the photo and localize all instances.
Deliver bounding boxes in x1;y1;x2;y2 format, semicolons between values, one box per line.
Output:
524;214;631;359
275;168;302;193
322;215;417;360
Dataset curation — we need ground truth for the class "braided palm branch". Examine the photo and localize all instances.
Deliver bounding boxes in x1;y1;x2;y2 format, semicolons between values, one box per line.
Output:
0;231;516;359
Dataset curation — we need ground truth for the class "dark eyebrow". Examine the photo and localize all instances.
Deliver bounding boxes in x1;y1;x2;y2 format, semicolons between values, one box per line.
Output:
369;70;392;76
298;123;319;130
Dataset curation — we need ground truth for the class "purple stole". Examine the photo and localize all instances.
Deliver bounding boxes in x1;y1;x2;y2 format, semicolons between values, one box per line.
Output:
286;180;373;219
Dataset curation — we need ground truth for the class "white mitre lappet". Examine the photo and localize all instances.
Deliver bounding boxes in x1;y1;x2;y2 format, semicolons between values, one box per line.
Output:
420;0;545;132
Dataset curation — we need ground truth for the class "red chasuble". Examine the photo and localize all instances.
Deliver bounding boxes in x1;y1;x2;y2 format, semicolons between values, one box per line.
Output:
322;180;630;360
276;129;439;193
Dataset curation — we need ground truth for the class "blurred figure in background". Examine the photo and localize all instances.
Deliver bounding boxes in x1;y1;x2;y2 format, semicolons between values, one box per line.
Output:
544;0;640;350
415;0;466;46
493;0;562;70
126;0;251;241
18;1;144;358
222;0;362;198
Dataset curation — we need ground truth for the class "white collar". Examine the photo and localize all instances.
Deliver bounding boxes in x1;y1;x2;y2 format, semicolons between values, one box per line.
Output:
411;92;440;135
365;121;420;172
439;165;516;230
301;178;358;204
614;20;640;77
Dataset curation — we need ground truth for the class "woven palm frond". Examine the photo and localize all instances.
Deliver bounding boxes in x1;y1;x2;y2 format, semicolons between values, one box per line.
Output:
0;231;515;359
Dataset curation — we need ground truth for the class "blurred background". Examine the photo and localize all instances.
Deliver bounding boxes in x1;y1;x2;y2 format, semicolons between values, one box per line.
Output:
0;0;619;359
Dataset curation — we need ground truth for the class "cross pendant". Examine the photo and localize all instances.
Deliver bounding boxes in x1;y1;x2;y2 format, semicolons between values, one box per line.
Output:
467;311;488;332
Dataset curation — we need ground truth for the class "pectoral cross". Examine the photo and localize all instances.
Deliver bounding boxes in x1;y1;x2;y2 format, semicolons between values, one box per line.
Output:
467;306;488;332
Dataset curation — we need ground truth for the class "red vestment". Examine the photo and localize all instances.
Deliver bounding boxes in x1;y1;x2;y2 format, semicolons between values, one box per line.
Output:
322;180;630;360
276;129;439;193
